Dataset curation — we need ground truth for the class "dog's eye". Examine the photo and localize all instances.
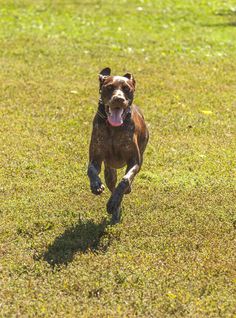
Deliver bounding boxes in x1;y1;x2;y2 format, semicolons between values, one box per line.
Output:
106;85;113;91
123;86;130;93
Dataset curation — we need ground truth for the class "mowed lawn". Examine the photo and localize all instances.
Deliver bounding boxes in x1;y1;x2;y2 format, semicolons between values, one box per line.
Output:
0;0;236;317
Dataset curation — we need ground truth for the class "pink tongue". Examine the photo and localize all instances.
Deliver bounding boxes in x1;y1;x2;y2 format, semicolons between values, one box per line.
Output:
108;109;123;127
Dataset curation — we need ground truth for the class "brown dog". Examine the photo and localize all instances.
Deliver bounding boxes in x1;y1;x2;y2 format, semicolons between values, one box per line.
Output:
87;67;149;223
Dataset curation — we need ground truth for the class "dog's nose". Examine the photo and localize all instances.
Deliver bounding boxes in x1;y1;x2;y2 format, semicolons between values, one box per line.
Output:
113;95;125;103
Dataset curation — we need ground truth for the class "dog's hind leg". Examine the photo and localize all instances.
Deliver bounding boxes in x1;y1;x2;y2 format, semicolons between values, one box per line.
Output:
107;161;140;217
104;165;121;223
104;165;117;194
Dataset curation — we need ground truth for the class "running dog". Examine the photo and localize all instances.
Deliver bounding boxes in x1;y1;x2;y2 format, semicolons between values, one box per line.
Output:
87;67;149;223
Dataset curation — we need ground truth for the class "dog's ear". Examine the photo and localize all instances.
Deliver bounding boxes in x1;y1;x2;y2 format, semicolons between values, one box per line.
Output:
99;67;111;92
123;73;135;87
99;67;111;82
100;67;111;77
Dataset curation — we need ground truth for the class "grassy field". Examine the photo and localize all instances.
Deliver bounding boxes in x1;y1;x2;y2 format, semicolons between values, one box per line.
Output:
0;0;236;317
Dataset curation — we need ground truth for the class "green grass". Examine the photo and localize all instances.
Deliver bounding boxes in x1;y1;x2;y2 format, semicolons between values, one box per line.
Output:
0;0;236;317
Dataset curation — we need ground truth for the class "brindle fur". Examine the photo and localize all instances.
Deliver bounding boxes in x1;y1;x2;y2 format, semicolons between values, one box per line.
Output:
87;68;149;223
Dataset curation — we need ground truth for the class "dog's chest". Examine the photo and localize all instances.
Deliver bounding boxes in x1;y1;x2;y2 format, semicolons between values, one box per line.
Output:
92;120;135;168
107;126;133;149
103;125;134;166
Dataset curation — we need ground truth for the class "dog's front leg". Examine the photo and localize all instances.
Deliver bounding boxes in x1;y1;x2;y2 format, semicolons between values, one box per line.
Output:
107;163;140;217
87;159;105;195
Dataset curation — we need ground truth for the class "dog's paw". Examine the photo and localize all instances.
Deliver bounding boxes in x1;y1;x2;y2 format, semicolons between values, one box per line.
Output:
124;185;131;194
91;180;105;195
110;206;122;225
106;194;121;214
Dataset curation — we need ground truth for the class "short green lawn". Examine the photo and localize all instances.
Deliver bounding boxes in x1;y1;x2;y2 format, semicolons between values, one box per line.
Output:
0;0;236;317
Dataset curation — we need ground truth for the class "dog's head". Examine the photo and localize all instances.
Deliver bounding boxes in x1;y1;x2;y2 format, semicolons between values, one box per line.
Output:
99;67;135;127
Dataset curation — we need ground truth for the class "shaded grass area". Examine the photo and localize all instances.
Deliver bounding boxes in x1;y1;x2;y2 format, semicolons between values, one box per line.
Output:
0;0;236;317
43;218;109;266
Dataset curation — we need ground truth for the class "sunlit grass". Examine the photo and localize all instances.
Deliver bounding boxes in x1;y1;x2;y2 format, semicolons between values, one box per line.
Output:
0;0;236;317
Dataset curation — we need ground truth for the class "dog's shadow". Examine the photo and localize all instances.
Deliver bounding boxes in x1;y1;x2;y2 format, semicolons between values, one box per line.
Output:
43;218;109;267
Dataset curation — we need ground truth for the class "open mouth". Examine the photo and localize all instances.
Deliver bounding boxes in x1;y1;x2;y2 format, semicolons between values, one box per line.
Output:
106;107;124;127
